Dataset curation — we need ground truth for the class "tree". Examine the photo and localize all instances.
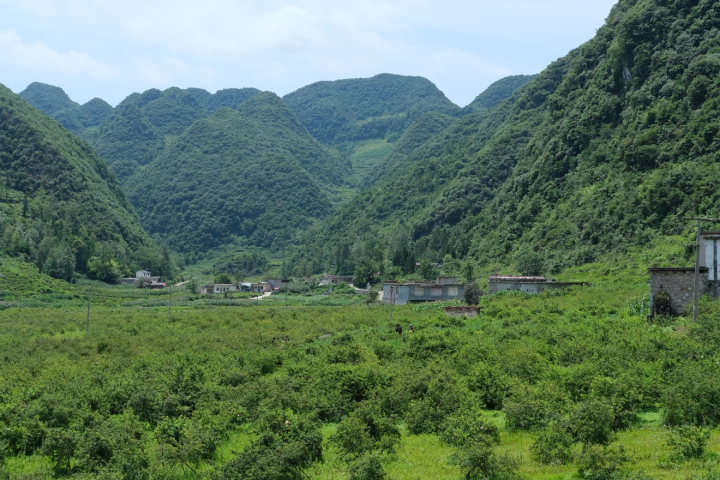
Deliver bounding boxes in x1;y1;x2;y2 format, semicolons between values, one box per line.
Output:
464;282;483;305
215;273;232;284
417;258;438;280
354;258;376;287
515;246;544;276
185;278;199;294
44;243;76;282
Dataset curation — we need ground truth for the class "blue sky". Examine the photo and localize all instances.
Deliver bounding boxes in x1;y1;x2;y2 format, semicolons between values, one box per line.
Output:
0;0;617;107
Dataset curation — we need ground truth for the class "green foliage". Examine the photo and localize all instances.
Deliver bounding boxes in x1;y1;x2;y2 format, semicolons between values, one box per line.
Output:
464;282;483;305
214;273;233;284
283;73;461;145
214;250;269;276
463;75;537;114
455;435;520;480
514;245;544;276
348;453;386;480
297;0;720;277
417;258;439;280
19;82;113;134
127;93;350;253
575;445;629;480
667;426;711;461
0;82;163;283
531;421;575;465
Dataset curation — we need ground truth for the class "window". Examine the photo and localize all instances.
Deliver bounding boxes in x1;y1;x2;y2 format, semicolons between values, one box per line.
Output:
431;287;442;296
414;286;425;296
448;287;458;296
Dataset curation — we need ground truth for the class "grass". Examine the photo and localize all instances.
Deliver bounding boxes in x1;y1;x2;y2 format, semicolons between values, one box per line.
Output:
348;139;394;186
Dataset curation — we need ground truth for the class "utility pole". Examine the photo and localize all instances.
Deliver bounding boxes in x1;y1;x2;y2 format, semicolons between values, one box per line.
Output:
685;217;720;322
86;286;91;335
285;286;288;309
168;285;172;320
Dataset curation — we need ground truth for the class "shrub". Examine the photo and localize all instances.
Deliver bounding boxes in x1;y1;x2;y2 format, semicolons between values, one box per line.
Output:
575;445;628;480
214;273;232;284
569;399;616;449
667;426;711;461
531;421;574;465
467;363;507;410
440;411;500;447
503;382;569;431
464;282;483;305
456;435;519;480
349;453;386;480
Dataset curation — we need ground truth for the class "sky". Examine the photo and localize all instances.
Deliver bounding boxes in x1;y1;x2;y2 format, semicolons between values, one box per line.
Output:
0;0;618;108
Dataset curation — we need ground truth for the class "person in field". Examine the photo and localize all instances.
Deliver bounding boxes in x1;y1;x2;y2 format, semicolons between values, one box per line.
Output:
395;324;402;334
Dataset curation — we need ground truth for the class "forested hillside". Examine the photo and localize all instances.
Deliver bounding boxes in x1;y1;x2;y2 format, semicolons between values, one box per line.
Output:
127;92;350;255
19;82;113;136
283;73;461;146
290;0;720;279
462;74;537;114
0;83;167;282
93;86;261;181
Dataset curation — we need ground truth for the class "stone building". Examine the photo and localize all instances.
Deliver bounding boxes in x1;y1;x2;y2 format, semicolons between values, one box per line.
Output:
649;231;720;316
648;267;710;315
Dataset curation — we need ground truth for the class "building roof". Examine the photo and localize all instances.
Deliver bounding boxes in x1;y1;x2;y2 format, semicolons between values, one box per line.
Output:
489;276;548;282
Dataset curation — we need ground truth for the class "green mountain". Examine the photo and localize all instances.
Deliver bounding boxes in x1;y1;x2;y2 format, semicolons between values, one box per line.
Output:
462;75;537;114
19;82;113;135
292;0;720;277
0;83;165;282
126;92;351;254
283;73;461;146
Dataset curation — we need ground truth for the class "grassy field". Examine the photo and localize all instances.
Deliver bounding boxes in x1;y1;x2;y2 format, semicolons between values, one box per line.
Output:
1;240;720;479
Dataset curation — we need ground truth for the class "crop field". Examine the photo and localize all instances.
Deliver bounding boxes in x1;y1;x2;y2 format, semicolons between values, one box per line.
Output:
2;244;720;480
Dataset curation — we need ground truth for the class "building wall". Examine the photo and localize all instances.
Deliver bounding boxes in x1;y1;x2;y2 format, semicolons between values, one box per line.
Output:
488;281;580;295
383;284;463;305
650;269;710;314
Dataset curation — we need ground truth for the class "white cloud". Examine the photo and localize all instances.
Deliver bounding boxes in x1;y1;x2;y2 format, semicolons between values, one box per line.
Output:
0;28;116;79
0;0;618;105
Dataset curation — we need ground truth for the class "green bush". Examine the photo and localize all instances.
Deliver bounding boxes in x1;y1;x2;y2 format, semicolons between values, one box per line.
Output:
575;445;628;480
667;426;711;462
531;421;575;465
348;453;386;480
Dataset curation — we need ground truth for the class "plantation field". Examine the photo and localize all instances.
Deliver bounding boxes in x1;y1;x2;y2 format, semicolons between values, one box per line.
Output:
2;246;720;480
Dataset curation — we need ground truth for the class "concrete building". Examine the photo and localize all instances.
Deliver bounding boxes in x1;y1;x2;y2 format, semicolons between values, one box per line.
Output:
120;270;163;287
488;276;587;295
200;284;238;294
383;277;465;305
320;275;354;286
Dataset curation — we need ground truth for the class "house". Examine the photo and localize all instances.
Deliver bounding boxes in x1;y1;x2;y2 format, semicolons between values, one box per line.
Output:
250;282;272;293
120;270;163;287
320;274;354;286
649;231;720;315
200;284;239;294
488;275;587;295
383;277;465;305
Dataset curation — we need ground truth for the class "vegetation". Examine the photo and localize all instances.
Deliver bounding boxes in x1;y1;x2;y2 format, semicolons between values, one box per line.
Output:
19;82;113;135
1;248;720;478
287;0;720;281
462;75;537;114
0;83;169;282
282;73;461;146
126;92;351;254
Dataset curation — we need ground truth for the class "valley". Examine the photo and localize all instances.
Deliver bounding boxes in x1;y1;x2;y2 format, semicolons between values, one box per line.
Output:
3;0;720;478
